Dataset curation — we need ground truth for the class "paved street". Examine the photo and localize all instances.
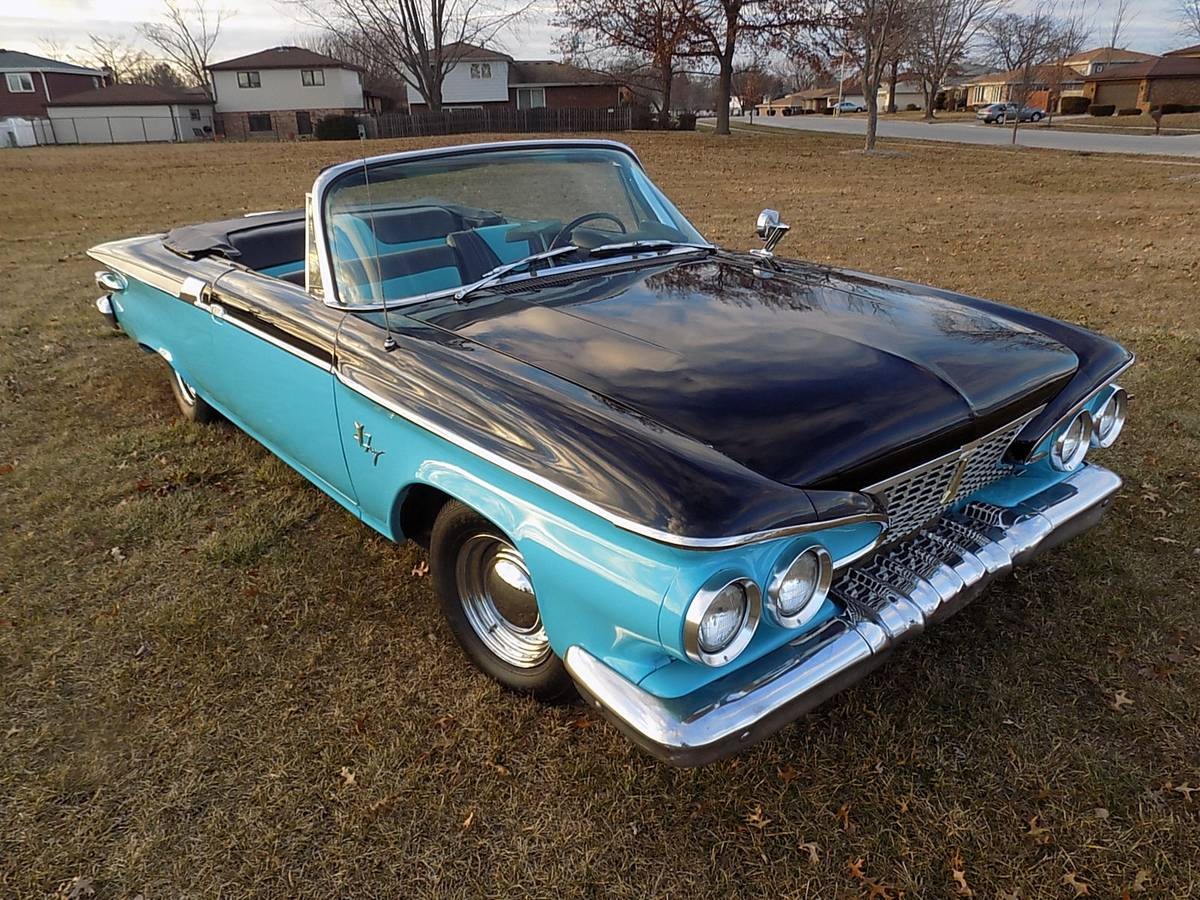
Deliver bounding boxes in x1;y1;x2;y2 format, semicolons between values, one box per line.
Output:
705;113;1200;158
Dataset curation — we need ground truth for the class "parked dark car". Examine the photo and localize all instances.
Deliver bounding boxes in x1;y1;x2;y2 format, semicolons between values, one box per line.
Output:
90;140;1130;765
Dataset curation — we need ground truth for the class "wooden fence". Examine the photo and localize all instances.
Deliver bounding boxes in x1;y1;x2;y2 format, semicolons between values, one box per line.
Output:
363;106;641;139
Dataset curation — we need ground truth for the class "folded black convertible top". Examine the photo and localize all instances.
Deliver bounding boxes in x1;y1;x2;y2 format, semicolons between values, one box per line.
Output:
162;209;305;261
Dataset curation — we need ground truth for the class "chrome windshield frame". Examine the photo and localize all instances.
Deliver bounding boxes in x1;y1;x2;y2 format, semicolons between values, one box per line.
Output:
309;139;710;312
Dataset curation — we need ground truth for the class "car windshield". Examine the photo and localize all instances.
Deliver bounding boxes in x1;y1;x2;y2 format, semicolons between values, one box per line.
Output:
321;145;707;307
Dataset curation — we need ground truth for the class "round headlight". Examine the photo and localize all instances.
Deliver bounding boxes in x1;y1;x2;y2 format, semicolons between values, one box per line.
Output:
1090;386;1127;448
1050;410;1092;471
684;576;761;666
767;545;833;628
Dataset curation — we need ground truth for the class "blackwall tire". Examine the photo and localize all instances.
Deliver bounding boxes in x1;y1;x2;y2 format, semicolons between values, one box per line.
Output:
168;365;219;424
429;500;575;703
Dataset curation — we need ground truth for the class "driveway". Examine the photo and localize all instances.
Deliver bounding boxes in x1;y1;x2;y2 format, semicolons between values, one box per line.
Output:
709;114;1200;158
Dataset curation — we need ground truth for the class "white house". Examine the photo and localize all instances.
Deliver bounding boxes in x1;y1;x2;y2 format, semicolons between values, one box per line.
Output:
878;74;925;110
45;83;214;143
403;43;623;111
207;46;364;139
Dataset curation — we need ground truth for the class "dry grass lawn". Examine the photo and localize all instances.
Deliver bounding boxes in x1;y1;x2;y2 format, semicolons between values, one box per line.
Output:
1;130;1199;899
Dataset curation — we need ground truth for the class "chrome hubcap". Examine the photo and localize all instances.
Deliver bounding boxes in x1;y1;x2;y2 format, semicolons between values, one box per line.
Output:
457;534;550;668
173;369;197;406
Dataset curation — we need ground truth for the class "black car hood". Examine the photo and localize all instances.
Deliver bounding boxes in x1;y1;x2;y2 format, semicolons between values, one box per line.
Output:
410;256;1078;489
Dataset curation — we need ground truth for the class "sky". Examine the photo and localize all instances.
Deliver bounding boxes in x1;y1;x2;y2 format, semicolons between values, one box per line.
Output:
0;0;1189;69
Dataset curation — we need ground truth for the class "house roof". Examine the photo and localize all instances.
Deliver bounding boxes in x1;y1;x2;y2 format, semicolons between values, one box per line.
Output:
208;46;357;71
48;83;214;108
443;42;514;62
508;60;614;86
0;48;103;76
1063;46;1156;64
1083;55;1200;82
968;63;1086;86
1165;43;1200;57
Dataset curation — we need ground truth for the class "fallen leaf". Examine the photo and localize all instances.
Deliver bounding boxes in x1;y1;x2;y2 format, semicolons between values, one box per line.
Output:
1128;868;1151;894
1092;807;1110;819
1025;815;1052;845
798;841;820;865
109;546;126;563
864;879;894;899
339;766;356;788
487;760;511;777
950;850;974;897
836;802;854;833
1061;872;1090;896
1151;536;1183;545
1111;690;1134;711
461;808;475;830
777;763;798;784
847;857;866;880
411;559;429;578
55;877;95;900
0;463;14;475
745;804;771;829
998;890;1022;900
1171;782;1198;801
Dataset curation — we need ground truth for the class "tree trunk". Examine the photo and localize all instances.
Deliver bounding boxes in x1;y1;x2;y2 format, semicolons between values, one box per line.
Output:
715;48;734;135
886;58;899;114
659;61;674;129
1010;111;1020;144
923;83;936;121
865;91;879;150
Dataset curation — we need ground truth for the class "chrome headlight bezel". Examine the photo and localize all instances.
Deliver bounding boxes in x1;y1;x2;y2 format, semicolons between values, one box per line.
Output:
765;544;833;629
1090;385;1127;448
683;574;761;667
1050;410;1093;472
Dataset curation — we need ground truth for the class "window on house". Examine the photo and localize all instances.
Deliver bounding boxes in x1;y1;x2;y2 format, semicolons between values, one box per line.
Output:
301;69;325;86
192;127;204;137
248;113;272;132
6;72;35;93
1093;63;1105;73
189;108;201;120
469;62;492;79
516;87;545;110
237;71;261;88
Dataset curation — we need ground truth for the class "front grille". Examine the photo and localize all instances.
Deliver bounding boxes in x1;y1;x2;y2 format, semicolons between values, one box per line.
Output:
865;410;1039;542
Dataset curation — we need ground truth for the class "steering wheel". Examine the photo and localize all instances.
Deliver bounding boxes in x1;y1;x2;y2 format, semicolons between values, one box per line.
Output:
550;212;627;249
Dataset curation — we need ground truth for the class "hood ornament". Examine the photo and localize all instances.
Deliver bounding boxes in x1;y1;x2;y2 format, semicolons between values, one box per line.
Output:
751;209;790;260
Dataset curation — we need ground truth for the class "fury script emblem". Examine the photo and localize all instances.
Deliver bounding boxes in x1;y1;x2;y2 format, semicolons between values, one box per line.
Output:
353;421;386;466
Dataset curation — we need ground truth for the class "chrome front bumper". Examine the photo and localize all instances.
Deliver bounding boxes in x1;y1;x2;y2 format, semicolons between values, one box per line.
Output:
565;464;1122;766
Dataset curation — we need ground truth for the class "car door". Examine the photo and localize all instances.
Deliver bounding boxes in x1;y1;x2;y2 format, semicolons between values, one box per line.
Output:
196;268;358;506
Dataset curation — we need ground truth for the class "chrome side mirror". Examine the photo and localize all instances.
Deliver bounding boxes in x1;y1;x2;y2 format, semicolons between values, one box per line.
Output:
753;208;790;258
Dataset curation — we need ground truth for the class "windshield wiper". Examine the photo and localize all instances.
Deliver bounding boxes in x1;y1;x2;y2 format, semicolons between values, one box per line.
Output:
586;240;715;257
453;246;579;302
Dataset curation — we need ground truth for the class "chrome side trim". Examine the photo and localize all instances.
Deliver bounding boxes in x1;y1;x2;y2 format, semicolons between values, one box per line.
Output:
566;463;1122;765
333;367;887;550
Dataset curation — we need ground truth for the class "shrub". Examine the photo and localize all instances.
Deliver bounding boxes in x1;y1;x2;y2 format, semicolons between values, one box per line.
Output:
905;103;920;111
1116;107;1141;116
315;114;359;140
1087;104;1116;117
822;107;834;115
673;112;697;131
1158;103;1200;115
1059;96;1090;115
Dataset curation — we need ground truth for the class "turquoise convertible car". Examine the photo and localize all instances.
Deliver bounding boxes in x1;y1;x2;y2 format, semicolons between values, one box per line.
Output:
90;140;1131;764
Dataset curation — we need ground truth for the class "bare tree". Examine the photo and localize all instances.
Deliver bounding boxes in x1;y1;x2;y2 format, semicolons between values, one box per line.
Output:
907;0;1002;121
684;0;822;135
139;0;227;91
1180;0;1200;39
73;34;154;83
297;0;531;112
984;4;1091;144
818;0;910;150
554;0;696;127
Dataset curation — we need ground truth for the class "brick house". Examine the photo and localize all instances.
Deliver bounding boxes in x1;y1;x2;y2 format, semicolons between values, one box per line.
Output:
964;48;1155;111
0;49;105;119
404;44;624;111
207;46;365;140
1082;54;1200;111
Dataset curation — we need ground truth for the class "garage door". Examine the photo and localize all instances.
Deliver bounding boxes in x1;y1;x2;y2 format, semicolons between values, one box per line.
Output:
1094;81;1140;108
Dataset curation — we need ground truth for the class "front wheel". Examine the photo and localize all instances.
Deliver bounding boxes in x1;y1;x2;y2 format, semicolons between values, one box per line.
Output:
168;364;219;424
429;501;575;702
1031;112;1043;122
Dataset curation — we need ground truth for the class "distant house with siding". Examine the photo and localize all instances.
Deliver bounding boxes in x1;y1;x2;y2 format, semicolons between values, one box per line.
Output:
45;83;214;144
1082;53;1200;111
1;49;105;119
403;43;624;111
207;46;365;140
